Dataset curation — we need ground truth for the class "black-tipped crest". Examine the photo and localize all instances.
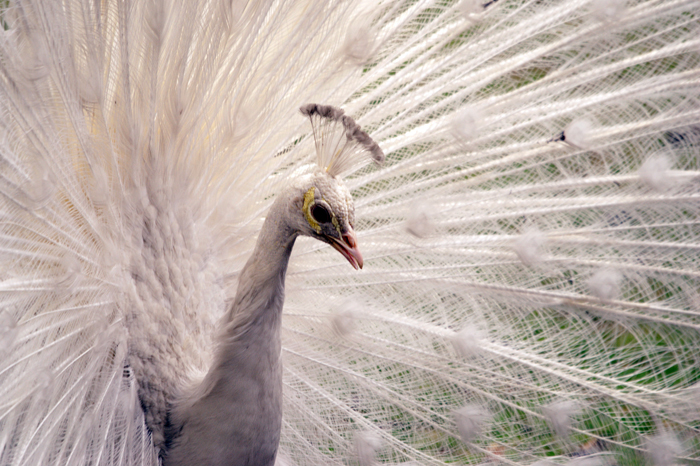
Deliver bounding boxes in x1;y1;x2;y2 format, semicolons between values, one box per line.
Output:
300;104;384;177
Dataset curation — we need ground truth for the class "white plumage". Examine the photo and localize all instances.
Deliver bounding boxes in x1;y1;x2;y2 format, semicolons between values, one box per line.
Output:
1;0;699;465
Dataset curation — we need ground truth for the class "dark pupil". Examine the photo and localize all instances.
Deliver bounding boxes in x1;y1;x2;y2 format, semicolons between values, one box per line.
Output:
311;204;332;224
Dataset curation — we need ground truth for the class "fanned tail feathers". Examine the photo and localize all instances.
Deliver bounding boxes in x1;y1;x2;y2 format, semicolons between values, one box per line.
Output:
1;0;699;465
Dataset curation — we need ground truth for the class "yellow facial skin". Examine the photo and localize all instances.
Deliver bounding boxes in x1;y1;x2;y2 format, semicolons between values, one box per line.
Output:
331;215;341;236
303;187;321;233
303;186;344;238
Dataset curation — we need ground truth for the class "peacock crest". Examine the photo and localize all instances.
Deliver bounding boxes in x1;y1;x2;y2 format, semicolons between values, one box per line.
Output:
300;103;385;177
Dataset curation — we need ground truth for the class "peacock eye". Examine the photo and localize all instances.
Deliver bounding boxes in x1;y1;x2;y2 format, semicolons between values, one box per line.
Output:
311;204;332;224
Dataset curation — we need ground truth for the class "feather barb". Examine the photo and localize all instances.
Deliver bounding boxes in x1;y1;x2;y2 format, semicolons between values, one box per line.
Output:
300;104;384;177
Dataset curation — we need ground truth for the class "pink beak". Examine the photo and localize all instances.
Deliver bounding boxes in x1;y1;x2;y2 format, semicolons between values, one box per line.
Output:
328;228;363;269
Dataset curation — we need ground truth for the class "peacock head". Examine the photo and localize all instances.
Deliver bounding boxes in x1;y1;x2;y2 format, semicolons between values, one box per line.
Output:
292;104;385;269
294;171;361;268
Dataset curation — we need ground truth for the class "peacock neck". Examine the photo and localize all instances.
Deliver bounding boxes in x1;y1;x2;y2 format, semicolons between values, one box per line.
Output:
164;198;296;466
213;199;297;392
224;205;296;326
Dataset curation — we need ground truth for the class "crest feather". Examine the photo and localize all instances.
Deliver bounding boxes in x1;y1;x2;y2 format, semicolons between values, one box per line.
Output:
300;104;384;177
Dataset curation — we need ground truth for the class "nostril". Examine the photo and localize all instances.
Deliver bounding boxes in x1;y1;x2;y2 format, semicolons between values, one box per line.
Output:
342;233;357;249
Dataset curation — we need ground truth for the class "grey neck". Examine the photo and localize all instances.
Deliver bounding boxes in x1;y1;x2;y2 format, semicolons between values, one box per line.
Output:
164;199;296;466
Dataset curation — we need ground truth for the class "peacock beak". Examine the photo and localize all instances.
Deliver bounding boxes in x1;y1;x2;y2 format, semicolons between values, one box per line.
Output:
328;228;363;270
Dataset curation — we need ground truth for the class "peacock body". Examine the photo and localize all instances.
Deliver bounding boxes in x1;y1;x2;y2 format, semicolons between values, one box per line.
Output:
0;0;699;465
